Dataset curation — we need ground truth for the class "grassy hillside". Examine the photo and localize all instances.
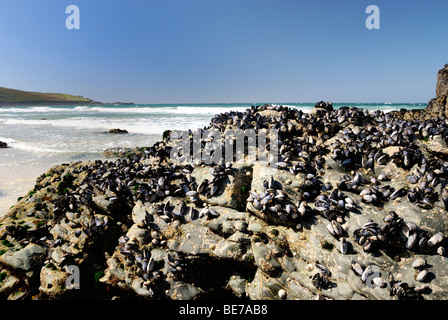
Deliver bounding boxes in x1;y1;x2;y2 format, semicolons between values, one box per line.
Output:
0;86;101;106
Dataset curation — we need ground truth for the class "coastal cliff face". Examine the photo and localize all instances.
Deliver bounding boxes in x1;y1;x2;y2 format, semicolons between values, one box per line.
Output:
390;64;448;120
436;64;448;98
426;64;448;119
0;86;101;107
1;102;448;301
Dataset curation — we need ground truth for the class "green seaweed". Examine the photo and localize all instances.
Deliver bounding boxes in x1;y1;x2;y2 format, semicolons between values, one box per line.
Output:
321;240;334;251
162;130;172;140
2;240;14;248
36;222;46;228
45;263;57;270
94;270;104;285
57;181;70;196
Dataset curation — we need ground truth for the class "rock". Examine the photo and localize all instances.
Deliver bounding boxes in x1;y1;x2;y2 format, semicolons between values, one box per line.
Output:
99;255;128;295
390;64;448;120
172;222;222;256
0;244;46;271
226;274;247;298
7;290;26;300
251;242;282;276
246;269;294;300
0;141;8;148
166;280;204;300
103;147;133;158
92;193;131;216
381;146;403;158
416;134;448;156
125;224;150;245
314;101;334;111
213;239;247;260
192;163;252;211
131;278;154;297
0;270;19;297
436;64;448;97
39;264;69;296
426;95;448;119
426;64;448;119
3;101;448;301
202;206;247;235
337;282;355;299
257;109;283;119
107;128;128;134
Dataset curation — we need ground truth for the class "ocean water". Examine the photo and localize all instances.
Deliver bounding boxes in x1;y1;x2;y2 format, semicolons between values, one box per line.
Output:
0;102;426;215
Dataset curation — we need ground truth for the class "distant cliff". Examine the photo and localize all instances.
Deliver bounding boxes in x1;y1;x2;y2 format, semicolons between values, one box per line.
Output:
0;86;102;106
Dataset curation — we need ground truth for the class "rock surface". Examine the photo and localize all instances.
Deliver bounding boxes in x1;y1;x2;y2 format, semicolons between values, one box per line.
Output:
108;128;128;134
436;64;448;98
0;101;448;301
390;64;448;120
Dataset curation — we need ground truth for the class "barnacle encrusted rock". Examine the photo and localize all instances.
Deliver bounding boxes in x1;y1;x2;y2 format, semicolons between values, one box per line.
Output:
1;97;448;300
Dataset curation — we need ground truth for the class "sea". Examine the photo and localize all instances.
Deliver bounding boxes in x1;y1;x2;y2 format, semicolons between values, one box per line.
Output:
0;102;426;215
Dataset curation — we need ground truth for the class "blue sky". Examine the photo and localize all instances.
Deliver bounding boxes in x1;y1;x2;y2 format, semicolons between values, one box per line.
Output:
0;0;447;104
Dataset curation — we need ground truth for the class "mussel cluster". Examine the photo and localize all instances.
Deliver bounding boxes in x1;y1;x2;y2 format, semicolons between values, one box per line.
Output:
352;211;447;256
117;235;188;296
351;260;423;300
311;262;333;290
11;103;448;300
246;175;311;226
406;163;448;209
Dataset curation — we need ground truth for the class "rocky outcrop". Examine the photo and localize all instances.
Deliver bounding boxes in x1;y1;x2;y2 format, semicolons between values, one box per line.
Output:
423;63;448;119
426;95;448;119
108;129;128;134
436;64;448;97
390;64;448;120
0;104;448;300
103;147;133;158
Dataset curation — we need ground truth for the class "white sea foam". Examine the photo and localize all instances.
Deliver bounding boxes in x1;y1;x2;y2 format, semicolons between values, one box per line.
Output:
4;119;51;125
0;136;66;154
1;105;257;118
0;106;78;113
0;105;242;115
14;143;67;154
175;106;249;115
79;105;250;115
4;114;211;135
0;137;16;144
73;106;91;111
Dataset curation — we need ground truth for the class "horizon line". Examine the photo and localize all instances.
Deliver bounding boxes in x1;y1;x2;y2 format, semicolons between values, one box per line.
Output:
123;101;429;105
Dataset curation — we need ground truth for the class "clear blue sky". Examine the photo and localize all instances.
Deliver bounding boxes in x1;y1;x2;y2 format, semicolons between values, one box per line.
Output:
0;0;447;104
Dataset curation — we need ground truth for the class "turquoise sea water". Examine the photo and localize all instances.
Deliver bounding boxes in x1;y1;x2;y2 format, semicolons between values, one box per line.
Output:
0;102;426;214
